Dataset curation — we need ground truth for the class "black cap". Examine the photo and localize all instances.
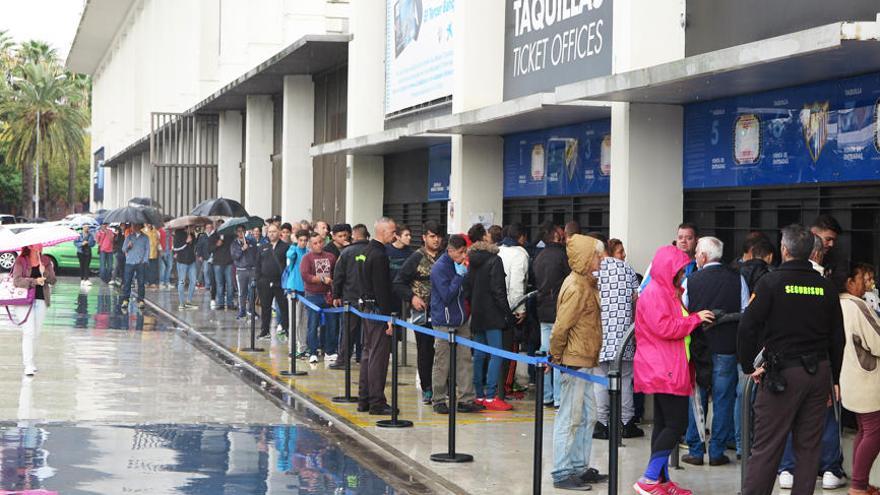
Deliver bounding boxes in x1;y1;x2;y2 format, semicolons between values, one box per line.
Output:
331;223;352;234
267;215;282;224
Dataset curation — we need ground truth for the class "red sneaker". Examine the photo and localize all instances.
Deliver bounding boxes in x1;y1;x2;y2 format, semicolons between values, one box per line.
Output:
660;482;692;495
484;398;513;411
633;481;670;495
474;398;485;406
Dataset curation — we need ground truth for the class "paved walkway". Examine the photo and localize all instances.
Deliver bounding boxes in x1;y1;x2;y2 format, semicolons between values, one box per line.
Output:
142;285;846;495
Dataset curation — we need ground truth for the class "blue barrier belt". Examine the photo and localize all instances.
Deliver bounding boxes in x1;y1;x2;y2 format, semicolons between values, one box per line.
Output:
456;336;543;365
349;307;394;323
548;362;610;387
395;319;449;341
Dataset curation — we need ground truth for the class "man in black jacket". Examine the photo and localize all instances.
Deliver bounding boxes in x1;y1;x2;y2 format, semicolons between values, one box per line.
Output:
463;241;513;411
329;224;370;369
392;220;443;403
740;233;774;295
256;224;289;338
209;220;234;310
532;224;568;408
738;224;845;495
357;217;397;415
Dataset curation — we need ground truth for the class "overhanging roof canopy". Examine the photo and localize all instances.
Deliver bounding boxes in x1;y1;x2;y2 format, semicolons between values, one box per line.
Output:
310;128;450;157
555;20;880;105
65;0;137;74
191;34;351;113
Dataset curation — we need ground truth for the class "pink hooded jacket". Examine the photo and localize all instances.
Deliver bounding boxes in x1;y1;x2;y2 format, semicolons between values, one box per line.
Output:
633;245;703;397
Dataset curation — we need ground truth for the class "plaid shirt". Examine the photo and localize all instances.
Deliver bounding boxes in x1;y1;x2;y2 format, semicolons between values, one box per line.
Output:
598;257;639;362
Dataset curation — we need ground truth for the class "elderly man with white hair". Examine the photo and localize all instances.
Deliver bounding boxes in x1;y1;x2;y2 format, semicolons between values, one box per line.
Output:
681;236;750;468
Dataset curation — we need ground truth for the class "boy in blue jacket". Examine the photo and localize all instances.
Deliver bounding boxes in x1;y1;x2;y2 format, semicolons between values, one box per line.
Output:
283;230;310;355
430;234;482;414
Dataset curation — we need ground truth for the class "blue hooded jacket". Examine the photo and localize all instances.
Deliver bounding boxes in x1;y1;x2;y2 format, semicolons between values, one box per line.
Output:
430;252;468;327
282;243;308;292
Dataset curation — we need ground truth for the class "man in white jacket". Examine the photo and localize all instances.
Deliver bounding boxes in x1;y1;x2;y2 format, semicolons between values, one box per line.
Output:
495;223;530;398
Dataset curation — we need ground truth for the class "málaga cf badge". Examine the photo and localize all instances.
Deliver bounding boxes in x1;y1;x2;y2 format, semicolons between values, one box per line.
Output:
801;102;829;162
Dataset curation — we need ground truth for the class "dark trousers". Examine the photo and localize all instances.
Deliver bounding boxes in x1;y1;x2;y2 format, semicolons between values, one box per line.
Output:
358;316;391;409
338;311;363;362
121;263;146;302
114;251;125;281
147;258;160;284
743;361;831;495
644;393;689;482
257;281;288;334
77;251;91;280
415;330;435;392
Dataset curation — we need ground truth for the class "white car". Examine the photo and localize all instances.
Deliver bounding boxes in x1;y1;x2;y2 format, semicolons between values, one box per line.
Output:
0;224;38;271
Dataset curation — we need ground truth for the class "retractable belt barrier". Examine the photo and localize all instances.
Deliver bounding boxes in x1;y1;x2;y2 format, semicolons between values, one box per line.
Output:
292;293;628;494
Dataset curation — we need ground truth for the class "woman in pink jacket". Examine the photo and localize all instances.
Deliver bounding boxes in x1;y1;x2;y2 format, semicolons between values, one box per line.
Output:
633;245;714;495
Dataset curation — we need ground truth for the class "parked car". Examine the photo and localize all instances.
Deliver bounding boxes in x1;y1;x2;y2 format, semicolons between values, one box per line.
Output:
0;214;17;225
0;223;99;273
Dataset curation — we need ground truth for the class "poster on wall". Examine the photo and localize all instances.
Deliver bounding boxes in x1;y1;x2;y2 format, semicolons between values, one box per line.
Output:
385;0;454;115
427;143;451;201
504;119;611;197
93;147;105;203
503;0;613;101
684;71;880;189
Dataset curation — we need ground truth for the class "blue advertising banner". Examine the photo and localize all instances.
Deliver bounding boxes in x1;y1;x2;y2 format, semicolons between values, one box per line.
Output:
504;119;611;198
684;72;880;189
427;143;451;201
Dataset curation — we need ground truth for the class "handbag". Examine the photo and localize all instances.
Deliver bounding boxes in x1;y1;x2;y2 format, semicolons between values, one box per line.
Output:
0;272;35;326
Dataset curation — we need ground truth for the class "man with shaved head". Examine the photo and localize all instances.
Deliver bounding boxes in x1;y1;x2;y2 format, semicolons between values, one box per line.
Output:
357;217;398;416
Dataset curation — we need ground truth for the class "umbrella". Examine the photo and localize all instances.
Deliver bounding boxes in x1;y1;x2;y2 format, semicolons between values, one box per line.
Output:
66;215;99;229
103;206;163;226
217;216;265;236
165;215;214;230
190;197;248;217
128;197;162;209
0;226;79;253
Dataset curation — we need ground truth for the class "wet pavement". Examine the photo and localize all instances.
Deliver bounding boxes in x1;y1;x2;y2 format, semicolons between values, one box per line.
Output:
0;278;403;494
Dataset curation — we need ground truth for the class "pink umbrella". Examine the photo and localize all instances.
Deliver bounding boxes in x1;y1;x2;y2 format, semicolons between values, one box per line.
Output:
0;491;60;495
0;226;79;253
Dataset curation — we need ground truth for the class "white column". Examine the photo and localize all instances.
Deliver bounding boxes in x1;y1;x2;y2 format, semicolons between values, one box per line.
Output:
346;0;385;137
139;151;152;198
244;95;274;218
103;166;114;209
281;75;315;223
609;103;683;272
452;0;505;113
123;159;134;205
344;155;384;227
447;135;503;233
218;110;243;201
131;156;142;202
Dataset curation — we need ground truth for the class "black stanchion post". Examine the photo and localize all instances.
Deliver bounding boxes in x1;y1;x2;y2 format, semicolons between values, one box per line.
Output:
400;300;409;367
532;358;546;495
333;302;358;402
607;367;621;495
241;280;264;352
376;314;413;428
280;293;306;377
431;329;473;463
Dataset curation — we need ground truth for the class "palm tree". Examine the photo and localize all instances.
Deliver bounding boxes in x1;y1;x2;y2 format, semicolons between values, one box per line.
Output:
0;61;88;218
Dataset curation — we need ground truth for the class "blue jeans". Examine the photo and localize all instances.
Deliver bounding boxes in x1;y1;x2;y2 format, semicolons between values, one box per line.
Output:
733;364;751;455
122;263;146;302
99;252;114;282
472;329;503;399
552;368;597;483
779;407;844;474
202;260;213;290
176;262;197;306
147;258;160;284
539;323;561;406
686;353;738;459
305;293;338;354
160;251;173;285
213;264;234;307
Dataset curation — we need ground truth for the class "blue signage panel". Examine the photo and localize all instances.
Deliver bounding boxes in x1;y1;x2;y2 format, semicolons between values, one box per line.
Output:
503;119;611;198
684;72;880;189
427;143;451;201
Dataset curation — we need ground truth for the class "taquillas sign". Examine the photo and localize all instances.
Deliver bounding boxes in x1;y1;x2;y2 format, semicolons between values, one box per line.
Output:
504;0;613;100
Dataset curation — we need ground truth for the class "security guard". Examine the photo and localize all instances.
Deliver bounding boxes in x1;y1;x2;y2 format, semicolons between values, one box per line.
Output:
738;224;845;495
356;217;397;416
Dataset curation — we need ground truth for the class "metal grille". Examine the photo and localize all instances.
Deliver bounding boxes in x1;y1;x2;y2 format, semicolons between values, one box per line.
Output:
383;201;448;244
503;195;610;240
150;112;219;216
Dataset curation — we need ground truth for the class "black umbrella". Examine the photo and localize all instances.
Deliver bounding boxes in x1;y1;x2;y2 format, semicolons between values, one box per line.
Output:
190;197;248;217
103;206;163;226
128;197;163;209
217;216;265;236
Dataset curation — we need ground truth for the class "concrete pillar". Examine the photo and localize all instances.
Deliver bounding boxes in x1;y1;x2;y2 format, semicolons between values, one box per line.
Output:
609;103;684;272
447;135;503;234
130;157;142;203
244;95;274;218
123;160;134;205
218;110;243;201
139;152;152;198
346;0;384;137
452;0;505;113
280;76;315;223
345;155;383;227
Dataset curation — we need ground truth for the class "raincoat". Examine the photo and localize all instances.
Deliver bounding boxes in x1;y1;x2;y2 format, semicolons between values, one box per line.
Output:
282;243;308;292
633;245;703;397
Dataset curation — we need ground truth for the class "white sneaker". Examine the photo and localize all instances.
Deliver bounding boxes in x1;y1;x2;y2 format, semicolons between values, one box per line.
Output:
210;300;217;310
778;471;793;489
23;367;36;376
325;353;338;362
309;354;318;364
822;471;847;490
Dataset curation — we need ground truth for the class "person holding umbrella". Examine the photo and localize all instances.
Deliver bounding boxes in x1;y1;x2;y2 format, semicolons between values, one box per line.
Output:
231;225;258;319
73;224;96;288
173;227;199;311
121;223;150;310
12;243;57;376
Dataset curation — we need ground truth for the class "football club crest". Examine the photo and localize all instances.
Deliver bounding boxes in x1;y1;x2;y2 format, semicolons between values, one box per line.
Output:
801;102;829;162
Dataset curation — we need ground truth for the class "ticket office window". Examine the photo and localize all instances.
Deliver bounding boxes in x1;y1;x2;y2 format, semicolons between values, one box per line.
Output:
503;195;609;242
